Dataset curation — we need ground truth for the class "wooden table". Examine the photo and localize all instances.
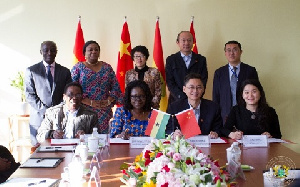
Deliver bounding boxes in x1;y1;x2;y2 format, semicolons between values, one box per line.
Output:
10;139;300;187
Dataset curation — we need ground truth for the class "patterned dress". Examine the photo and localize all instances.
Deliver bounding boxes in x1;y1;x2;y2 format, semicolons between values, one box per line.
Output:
71;62;123;133
110;107;151;138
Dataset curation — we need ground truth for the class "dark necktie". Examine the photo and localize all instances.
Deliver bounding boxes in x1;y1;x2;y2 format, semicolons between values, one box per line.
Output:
47;65;53;91
230;66;238;106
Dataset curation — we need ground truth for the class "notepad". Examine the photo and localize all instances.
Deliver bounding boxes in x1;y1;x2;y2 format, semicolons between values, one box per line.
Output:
38;146;75;152
20;157;64;168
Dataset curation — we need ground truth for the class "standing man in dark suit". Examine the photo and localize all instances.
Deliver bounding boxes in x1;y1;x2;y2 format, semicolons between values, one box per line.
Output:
166;73;222;138
25;41;72;146
166;31;208;109
213;40;259;124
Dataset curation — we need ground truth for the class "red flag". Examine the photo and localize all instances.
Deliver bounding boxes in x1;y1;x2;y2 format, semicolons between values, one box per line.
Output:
73;17;85;64
175;108;201;139
190;17;198;54
116;19;133;93
152;18;167;112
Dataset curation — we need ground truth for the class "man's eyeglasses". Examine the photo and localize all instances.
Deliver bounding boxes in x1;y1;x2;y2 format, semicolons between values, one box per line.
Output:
225;48;239;53
186;86;203;91
66;93;82;99
130;95;146;100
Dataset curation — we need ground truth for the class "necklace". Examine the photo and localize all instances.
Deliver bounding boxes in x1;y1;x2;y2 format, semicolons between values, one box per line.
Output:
87;61;99;66
251;112;256;119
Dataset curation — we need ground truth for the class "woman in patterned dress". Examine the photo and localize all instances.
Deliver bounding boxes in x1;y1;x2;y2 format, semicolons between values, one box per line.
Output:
125;45;162;109
71;40;123;133
110;80;152;138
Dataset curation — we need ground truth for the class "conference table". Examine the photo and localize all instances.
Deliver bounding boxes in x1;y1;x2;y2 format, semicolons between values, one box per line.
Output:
9;138;300;187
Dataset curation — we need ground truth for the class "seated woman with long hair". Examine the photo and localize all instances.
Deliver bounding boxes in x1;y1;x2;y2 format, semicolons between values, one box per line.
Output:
110;80;152;138
221;79;282;140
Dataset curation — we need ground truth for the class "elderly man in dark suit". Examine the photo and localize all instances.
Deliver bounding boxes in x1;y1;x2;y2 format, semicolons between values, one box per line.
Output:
165;31;208;109
213;40;259;124
25;41;72;146
166;73;222;138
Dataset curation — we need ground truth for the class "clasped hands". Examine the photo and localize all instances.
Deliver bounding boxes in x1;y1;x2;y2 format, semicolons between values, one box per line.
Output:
115;129;130;140
229;131;272;140
53;129;85;139
89;97;113;109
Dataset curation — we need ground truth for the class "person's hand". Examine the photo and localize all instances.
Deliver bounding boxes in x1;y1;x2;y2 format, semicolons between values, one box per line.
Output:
53;129;64;139
262;132;272;138
0;158;11;172
115;129;130;140
209;131;219;139
172;129;183;140
75;130;85;138
229;131;243;140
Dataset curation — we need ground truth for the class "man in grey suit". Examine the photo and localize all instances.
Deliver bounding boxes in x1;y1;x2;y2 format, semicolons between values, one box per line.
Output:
25;41;71;146
166;31;208;109
213;40;259;124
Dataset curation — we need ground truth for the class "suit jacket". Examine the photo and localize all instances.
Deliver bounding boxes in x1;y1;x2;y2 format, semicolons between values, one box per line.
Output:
166;51;208;106
212;62;258;124
166;98;223;136
125;67;162;109
37;103;98;143
25;62;72;129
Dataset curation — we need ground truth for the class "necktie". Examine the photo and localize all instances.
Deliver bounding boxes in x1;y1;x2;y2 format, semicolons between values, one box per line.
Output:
184;55;191;68
230;66;238;106
47;65;53;91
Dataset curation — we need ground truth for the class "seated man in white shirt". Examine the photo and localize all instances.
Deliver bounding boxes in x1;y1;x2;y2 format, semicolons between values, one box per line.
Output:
37;82;98;143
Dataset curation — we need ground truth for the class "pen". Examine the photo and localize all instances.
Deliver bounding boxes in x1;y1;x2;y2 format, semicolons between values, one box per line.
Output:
36;158;44;163
45;146;62;149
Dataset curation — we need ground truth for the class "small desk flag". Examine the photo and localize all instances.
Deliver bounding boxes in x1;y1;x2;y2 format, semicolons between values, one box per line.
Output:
145;109;170;139
175;108;201;139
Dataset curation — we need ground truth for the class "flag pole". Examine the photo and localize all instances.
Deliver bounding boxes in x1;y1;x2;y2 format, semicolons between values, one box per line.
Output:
124;16;127;23
191;16;194;22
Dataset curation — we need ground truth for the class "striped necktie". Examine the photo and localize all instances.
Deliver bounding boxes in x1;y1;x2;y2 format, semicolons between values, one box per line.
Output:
230;66;238;106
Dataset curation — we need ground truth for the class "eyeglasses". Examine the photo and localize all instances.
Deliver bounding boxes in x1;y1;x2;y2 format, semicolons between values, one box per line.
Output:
130;95;146;100
66;93;82;99
225;48;239;53
133;55;145;59
186;86;203;91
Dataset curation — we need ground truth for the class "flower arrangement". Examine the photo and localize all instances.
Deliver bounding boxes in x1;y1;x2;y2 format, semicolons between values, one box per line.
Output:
120;137;235;187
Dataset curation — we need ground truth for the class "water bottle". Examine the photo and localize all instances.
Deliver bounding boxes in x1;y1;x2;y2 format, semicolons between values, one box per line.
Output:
226;142;241;165
231;142;241;165
88;127;99;152
92;127;98;137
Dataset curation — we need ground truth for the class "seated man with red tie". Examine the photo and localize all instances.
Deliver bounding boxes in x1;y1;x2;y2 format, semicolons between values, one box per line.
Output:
166;73;222;138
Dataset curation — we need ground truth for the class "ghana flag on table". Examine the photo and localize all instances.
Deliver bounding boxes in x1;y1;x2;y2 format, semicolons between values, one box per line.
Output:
145;109;170;139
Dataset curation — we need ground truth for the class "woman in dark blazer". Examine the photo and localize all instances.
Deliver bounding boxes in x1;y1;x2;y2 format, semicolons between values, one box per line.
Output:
222;79;282;139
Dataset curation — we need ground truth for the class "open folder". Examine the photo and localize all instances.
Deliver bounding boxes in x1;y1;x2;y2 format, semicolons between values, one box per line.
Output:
20;157;64;168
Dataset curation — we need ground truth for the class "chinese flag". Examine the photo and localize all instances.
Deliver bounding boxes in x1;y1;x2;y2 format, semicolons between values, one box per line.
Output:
190;18;198;54
73;17;85;64
152;18;168;112
175;108;201;139
145;109;170;139
116;20;133;93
